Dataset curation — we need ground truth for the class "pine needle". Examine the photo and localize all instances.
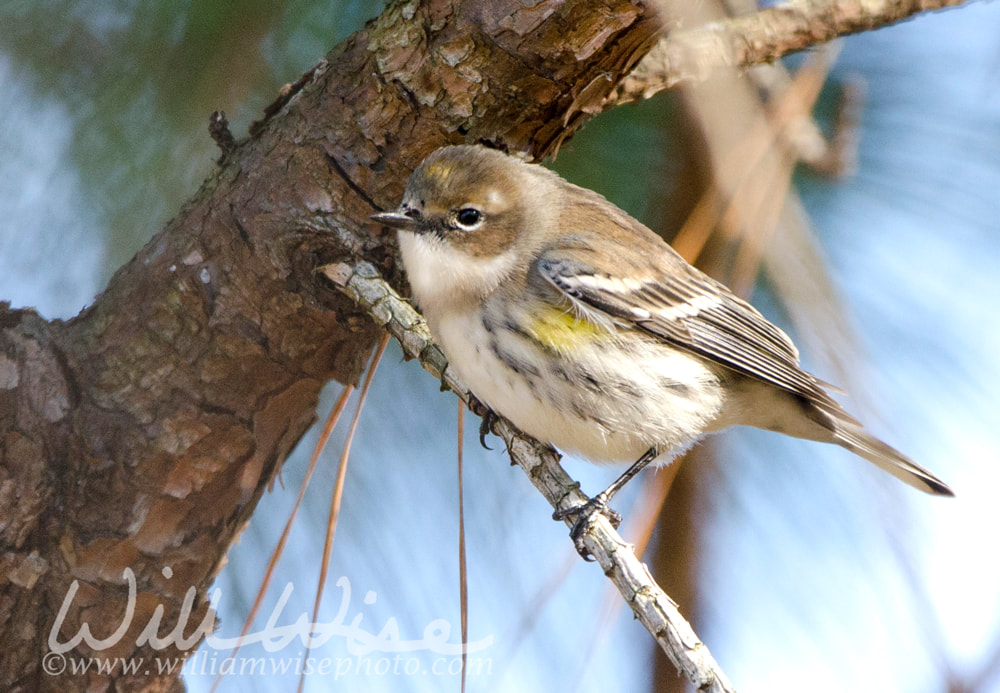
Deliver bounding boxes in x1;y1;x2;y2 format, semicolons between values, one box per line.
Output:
209;383;355;693
457;401;469;693
297;332;390;693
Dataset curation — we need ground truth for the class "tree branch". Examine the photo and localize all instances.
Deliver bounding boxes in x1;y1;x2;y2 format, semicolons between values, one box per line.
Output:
321;260;737;693
608;0;971;105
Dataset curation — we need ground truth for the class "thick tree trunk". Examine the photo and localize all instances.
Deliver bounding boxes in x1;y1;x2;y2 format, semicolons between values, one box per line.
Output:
0;1;659;690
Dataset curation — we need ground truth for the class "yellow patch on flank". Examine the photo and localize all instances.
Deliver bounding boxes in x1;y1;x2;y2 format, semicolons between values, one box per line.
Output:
526;305;605;352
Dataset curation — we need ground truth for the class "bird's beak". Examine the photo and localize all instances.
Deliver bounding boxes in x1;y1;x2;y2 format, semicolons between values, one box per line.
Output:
371;209;420;232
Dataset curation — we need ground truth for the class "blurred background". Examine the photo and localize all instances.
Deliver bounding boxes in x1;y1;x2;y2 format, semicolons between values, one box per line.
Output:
2;1;998;691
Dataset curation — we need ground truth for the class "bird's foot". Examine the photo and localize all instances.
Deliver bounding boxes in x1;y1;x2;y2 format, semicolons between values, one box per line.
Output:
552;493;622;561
468;397;499;450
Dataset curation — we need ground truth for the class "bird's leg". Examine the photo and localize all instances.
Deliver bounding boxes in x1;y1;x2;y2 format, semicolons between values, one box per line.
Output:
553;446;659;560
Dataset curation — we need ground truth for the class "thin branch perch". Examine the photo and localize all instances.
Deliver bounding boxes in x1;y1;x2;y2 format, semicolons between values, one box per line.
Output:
321;260;737;693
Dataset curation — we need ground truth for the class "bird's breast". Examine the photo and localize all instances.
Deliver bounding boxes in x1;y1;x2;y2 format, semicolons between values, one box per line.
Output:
429;300;726;466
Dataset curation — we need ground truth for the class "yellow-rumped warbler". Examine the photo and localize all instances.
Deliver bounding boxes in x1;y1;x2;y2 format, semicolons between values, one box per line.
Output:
372;144;953;554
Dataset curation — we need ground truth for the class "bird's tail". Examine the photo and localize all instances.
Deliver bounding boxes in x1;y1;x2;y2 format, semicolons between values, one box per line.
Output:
831;420;954;496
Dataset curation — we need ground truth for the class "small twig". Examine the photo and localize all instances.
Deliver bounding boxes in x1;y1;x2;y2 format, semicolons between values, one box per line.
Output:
320;260;737;693
208;110;236;158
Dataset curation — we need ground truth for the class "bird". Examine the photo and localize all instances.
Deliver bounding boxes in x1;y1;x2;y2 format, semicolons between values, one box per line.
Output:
372;144;953;557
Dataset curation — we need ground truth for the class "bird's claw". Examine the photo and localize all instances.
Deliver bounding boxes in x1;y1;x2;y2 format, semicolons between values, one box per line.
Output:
476;405;499;450
552;493;622;561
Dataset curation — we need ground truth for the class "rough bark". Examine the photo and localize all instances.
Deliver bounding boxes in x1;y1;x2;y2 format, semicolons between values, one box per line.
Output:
0;0;660;690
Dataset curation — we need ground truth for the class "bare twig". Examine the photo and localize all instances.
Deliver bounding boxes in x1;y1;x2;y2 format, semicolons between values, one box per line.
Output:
320;260;737;693
208;110;236;158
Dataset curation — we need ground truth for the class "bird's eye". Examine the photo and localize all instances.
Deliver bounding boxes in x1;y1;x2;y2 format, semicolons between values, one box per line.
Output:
454;208;483;230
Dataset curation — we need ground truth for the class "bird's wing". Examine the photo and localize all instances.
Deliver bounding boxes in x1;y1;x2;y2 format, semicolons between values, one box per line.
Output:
534;234;844;411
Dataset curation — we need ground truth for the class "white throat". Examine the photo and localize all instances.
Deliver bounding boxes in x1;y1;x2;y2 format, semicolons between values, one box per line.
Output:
397;231;518;315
